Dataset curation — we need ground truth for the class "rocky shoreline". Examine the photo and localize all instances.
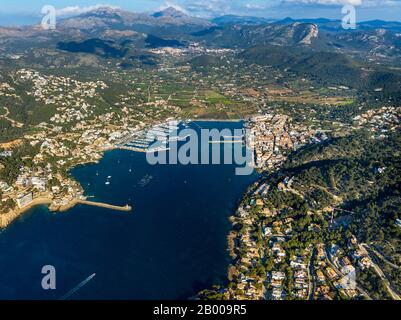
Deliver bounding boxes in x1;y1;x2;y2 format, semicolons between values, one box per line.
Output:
0;197;52;229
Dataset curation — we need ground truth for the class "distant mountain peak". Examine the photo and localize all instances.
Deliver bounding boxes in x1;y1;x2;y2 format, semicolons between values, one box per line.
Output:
281;17;295;23
76;6;126;20
57;4;211;35
152;7;188;18
83;6;123;16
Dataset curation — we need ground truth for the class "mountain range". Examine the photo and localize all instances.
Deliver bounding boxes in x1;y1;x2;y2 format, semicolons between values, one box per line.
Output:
0;7;400;50
1;5;401;93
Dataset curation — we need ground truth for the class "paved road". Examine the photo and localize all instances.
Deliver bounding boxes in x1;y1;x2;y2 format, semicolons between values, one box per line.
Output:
0;106;24;128
360;244;401;300
325;247;372;300
366;244;400;270
308;248;317;300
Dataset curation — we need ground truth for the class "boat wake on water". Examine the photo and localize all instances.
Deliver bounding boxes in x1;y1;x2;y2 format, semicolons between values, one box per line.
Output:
59;273;96;300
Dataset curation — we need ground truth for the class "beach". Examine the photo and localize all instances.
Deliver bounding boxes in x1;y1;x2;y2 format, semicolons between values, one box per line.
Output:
0;197;52;229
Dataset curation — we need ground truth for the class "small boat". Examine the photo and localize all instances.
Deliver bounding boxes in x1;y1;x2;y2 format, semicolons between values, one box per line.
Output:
105;181;110;185
129;168;132;173
107;176;112;179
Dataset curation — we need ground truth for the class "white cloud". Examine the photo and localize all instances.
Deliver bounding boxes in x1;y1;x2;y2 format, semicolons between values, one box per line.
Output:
283;0;363;5
282;0;401;7
56;4;120;17
245;3;267;10
54;0;401;20
156;1;189;14
186;0;233;16
362;0;401;7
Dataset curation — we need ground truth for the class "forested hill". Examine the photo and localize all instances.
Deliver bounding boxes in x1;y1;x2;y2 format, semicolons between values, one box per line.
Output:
238;45;401;102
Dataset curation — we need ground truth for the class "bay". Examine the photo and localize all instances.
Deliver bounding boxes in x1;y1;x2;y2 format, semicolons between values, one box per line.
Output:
0;121;258;300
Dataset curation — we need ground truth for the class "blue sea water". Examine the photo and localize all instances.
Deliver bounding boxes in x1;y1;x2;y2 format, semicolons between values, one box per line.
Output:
0;121;258;300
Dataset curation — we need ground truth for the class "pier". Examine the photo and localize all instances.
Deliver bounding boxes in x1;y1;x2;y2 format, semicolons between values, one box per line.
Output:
77;200;132;212
116;145;148;153
114;120;180;153
116;146;170;153
209;140;243;144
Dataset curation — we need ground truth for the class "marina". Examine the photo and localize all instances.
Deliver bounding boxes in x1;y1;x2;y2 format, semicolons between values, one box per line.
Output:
115;120;181;153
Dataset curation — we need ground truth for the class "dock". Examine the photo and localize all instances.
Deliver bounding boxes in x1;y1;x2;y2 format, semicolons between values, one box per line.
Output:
209;140;243;144
77;200;132;212
116;146;148;153
114;120;180;153
116;146;170;153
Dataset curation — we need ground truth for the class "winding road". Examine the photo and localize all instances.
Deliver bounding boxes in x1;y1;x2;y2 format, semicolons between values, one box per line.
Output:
359;243;401;300
0;106;24;128
325;247;372;300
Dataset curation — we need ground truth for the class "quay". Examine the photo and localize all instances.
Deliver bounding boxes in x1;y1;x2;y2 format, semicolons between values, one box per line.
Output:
77;200;132;212
1;197;132;229
116;145;148;153
209;140;243;144
115;146;170;153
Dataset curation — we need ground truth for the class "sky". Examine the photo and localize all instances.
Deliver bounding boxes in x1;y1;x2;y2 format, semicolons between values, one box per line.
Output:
1;0;401;25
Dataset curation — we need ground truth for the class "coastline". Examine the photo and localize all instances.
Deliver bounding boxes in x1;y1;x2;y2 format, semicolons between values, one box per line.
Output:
0;196;132;229
0;197;52;229
0;144;117;227
193;118;243;123
1;118;256;299
0;117;247;231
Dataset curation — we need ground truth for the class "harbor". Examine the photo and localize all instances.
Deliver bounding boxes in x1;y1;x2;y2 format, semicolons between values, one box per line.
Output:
0;120;258;300
114;120;181;153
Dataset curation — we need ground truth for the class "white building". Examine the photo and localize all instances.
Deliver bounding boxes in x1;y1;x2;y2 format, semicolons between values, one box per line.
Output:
16;192;33;209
